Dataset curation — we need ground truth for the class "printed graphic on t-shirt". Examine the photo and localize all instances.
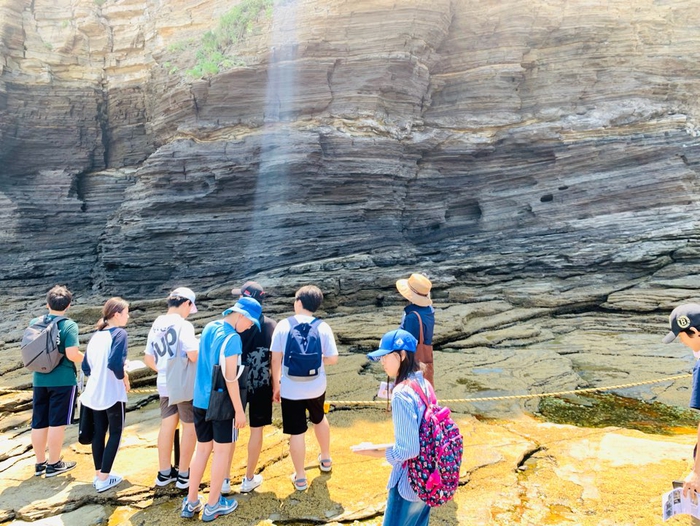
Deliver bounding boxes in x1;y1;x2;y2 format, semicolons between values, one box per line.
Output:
246;344;271;391
151;325;180;365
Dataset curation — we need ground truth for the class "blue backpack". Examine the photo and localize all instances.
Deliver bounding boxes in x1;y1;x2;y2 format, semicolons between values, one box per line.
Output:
283;317;323;381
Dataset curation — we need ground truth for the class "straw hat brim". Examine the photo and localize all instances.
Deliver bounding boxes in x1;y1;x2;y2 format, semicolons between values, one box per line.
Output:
396;279;432;307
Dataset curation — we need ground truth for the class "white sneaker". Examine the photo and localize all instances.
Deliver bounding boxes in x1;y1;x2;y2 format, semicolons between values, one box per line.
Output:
240;474;263;493
221;478;232;495
95;474;123;493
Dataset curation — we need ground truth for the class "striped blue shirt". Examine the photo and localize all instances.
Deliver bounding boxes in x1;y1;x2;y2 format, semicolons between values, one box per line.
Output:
385;371;429;501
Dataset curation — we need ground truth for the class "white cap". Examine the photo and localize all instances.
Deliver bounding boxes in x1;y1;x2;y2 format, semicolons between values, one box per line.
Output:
169;287;198;314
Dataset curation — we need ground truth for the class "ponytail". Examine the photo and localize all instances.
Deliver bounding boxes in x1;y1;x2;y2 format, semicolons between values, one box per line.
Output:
96;297;129;330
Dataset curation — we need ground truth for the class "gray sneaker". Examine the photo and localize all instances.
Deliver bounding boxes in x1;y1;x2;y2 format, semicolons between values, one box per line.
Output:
180;496;204;519
45;459;77;478
202;496;238;522
34;461;47;477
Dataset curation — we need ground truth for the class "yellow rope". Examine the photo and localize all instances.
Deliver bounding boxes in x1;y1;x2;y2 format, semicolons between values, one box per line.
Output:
0;373;692;404
326;373;693;405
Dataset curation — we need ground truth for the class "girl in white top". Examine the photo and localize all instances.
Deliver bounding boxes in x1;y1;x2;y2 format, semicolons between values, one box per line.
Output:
79;297;130;493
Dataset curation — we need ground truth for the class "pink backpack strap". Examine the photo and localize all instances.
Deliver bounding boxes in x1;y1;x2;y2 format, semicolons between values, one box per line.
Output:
405;379;436;406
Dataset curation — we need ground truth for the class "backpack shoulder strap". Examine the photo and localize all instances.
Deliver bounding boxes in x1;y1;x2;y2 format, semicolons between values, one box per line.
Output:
404;378;436;407
410;312;425;346
43;315;67;327
219;333;236;380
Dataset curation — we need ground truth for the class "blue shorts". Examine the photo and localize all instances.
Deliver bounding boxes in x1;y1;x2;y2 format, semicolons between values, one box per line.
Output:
32;385;77;429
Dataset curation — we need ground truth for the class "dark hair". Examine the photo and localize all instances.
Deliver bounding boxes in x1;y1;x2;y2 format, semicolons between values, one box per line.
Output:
167;296;190;309
295;285;323;313
97;297;129;330
395;350;420;384
47;285;72;311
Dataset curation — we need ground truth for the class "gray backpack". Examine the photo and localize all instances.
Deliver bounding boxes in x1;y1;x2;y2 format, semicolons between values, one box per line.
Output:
21;315;67;373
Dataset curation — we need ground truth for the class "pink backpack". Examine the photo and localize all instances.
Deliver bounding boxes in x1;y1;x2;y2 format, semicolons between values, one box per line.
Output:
404;380;463;507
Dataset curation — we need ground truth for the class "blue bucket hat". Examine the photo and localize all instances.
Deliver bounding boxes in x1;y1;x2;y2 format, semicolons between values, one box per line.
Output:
222;297;261;330
367;329;418;361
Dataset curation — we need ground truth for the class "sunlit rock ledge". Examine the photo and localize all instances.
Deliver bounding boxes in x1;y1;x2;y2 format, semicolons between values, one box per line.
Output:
0;388;696;525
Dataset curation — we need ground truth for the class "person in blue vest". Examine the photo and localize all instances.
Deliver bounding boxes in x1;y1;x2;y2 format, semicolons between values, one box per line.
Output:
397;273;436;387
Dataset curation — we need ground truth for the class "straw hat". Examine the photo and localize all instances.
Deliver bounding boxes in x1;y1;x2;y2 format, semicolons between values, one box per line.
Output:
396;273;433;307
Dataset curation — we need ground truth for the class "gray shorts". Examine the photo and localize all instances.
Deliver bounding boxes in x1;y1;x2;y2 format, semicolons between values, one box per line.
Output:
159;397;194;424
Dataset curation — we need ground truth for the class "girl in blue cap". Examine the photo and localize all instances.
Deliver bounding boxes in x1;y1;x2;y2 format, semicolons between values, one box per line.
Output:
354;329;431;526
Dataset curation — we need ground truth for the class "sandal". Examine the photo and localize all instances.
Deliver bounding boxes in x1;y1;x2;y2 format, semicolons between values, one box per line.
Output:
318;455;332;473
291;473;308;491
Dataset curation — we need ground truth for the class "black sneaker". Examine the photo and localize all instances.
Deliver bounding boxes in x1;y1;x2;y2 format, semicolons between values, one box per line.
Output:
45;459;77;477
176;470;190;490
34;461;47;477
155;467;178;487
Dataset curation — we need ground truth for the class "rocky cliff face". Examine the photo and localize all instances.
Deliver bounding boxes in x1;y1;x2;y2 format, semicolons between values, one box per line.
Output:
1;0;700;311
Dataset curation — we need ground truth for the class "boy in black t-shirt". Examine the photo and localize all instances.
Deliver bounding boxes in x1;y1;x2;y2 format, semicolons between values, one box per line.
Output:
222;281;277;494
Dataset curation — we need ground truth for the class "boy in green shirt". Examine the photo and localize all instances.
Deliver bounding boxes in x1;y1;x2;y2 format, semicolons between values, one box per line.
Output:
31;285;83;477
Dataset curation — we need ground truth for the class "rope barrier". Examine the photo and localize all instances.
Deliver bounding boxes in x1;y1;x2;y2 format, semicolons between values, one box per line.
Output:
326;373;693;405
0;373;692;404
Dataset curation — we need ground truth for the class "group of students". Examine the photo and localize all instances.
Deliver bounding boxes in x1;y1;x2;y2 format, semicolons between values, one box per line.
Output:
29;274;441;525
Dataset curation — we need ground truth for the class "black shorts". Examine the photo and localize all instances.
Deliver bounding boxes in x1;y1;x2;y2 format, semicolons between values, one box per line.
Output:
32;386;77;429
193;407;238;444
241;385;273;428
281;392;326;436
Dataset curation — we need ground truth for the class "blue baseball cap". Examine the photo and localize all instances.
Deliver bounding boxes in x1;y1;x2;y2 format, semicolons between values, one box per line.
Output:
222;297;261;330
367;329;418;361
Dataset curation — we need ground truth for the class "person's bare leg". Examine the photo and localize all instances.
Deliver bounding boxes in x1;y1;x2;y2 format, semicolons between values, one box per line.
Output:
289;433;306;481
31;427;49;464
245;427;264;480
209;442;233;506
186;440;212;504
179;422;196;473
158;414;178;471
47;426;67;464
224;442;237;480
313;417;331;461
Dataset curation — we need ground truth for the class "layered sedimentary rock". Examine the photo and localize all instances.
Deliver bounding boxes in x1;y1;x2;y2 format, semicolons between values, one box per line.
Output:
1;0;700;316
